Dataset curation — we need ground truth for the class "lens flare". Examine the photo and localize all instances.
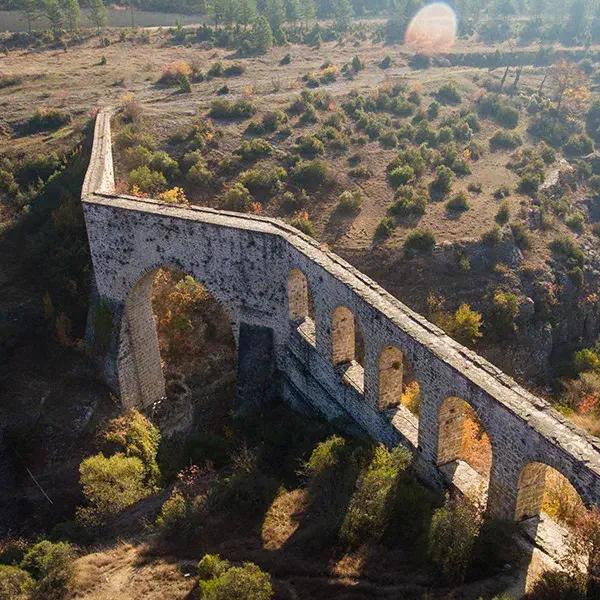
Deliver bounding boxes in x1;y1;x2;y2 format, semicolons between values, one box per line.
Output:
404;2;457;55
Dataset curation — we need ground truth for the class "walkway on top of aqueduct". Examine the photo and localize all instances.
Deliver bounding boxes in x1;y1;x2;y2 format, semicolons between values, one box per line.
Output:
81;108;600;524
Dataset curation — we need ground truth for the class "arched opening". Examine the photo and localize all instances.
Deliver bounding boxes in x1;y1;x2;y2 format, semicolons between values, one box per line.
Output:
515;462;585;527
288;268;315;345
332;306;364;393
437;396;492;505
119;267;236;435
515;462;588;584
378;345;420;446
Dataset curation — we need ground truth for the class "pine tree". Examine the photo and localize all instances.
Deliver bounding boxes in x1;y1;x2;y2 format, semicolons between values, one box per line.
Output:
89;0;107;34
300;0;316;29
253;15;273;54
63;0;80;32
44;0;63;35
20;0;41;34
284;0;300;24
238;0;256;28
333;0;353;32
267;0;285;41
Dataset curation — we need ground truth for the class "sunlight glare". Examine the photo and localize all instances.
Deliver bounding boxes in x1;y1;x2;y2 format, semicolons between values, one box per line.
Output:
404;3;457;55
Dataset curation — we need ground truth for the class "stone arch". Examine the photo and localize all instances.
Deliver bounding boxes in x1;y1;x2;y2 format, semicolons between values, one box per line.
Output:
437;396;493;502
331;306;364;367
287;268;314;322
378;345;420;414
515;462;586;527
118;265;236;410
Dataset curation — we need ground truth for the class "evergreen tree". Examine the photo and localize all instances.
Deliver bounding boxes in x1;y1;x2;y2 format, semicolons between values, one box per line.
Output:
267;0;285;41
333;0;353;31
89;0;107;34
253;15;273;53
284;0;300;24
238;0;256;27
63;0;80;31
300;0;316;28
44;0;63;35
19;0;41;34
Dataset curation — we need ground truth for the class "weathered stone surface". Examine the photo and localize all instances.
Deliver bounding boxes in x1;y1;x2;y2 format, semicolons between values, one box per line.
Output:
81;109;600;520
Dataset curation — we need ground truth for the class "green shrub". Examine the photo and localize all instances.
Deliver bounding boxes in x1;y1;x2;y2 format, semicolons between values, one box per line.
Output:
375;216;395;239
430;165;454;196
114;124;156;150
388;186;427;218
477;94;519;128
494;185;510;199
209;99;256;120
388;165;415;188
563;134;593;157
339;446;411;548
198;560;273;600
21;541;76;599
261;110;287;132
524;570;586;600
379;130;398;148
379;55;392;69
574;348;600;374
490;290;519;337
446;191;469;212
510;222;531;250
337;189;363;214
292;160;331;190
490;129;522;150
197;554;231;580
128;166;167;194
437;127;453;145
566;212;585;233
404;229;435;256
187;160;214;187
149;150;179;179
351;54;364;72
102;410;161;486
25;107;71;132
0;565;33;600
207;61;224;77
348;165;373;179
290;212;315;235
239;167;285;196
445;304;483;345
427;101;440;119
428;497;481;584
496;201;510;224
550;236;585;268
436;82;461;105
224;63;246;76
279;53;291;65
221;183;253;212
235;139;273;161
294;134;325;157
77;453;151;526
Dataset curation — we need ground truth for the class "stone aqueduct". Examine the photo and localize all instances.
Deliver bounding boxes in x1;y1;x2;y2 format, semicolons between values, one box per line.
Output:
82;109;600;522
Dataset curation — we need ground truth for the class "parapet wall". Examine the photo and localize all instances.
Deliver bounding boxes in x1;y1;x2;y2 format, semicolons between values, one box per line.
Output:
82;109;600;520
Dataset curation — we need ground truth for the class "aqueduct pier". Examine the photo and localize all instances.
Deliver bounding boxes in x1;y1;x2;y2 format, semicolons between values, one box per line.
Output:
82;109;600;522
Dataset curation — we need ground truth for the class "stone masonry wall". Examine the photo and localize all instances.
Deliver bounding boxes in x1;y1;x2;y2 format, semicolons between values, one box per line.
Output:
81;109;600;521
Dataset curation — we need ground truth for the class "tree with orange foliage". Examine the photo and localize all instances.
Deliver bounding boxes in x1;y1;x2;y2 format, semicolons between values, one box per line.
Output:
549;59;590;114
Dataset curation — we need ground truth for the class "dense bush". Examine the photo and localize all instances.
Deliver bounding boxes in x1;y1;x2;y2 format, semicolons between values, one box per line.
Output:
0;565;33;600
429;165;454;196
197;556;273;600
221;183;253;212
339;446;411;547
477;94;519;129
21;541;76;599
235;138;273;161
446;191;469;212
388;165;415;188
294;134;325;157
510;222;531;250
428;497;481;584
337;189;363;214
290;211;315;235
77;453;152;526
490;290;519;337
563;134;593;157
209;99;256;120
128;165;167;194
238;167;285;196
490;130;522;150
388;186;427;218
25;107;71;133
404;229;435;256
445;304;483;345
436;82;461;105
291;160;331;190
550;236;585;268
187;160;214;187
496;201;510;225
